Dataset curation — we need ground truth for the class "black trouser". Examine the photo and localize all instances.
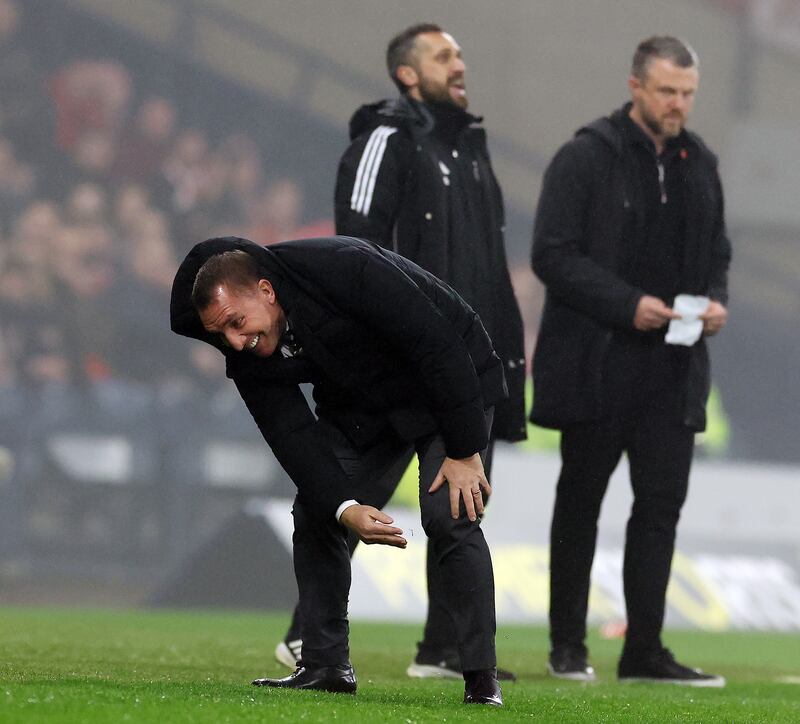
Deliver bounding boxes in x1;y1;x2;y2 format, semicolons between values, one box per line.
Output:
292;413;496;671
548;384;693;657
416;439;495;661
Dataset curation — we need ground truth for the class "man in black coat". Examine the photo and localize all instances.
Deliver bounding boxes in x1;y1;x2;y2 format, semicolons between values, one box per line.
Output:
321;22;525;681
531;37;730;686
170;235;505;706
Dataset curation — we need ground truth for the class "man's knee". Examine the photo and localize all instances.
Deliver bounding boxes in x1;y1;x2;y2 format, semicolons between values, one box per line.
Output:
630;492;685;530
553;477;608;521
421;506;483;552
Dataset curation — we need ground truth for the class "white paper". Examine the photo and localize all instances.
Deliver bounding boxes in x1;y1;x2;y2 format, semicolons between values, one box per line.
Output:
665;294;709;346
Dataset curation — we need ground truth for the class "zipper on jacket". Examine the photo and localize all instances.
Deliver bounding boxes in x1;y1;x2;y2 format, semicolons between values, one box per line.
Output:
657;160;667;204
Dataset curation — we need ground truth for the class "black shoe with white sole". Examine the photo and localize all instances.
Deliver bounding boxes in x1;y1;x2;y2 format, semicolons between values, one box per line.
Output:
547;646;596;682
618;647;725;687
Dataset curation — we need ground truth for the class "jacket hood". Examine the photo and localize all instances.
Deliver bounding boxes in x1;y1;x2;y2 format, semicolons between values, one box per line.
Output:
576;107;627;156
348;96;428;140
576;102;709;159
347;96;481;140
169;236;273;343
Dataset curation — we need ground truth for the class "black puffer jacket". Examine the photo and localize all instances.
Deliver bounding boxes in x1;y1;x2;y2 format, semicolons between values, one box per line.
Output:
171;235;507;519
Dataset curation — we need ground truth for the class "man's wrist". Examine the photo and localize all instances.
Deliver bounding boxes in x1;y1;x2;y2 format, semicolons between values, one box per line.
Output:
335;499;360;522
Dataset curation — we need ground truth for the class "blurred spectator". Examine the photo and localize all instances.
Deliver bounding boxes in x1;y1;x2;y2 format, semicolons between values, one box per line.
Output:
151;127;211;253
112;95;177;183
124;210;175;290
247;178;333;245
179;145;258;249
10;200;62;271
51;223;118;382
201;151;239;218
0;14;332;401
0;203;74;387
0;136;36;232
247;178;301;245
48;59;131;151
55;222;117;304
0;3;340;579
221;132;265;221
155;127;209;214
46;129;117;198
113;182;151;234
110;209;189;384
64;182;109;228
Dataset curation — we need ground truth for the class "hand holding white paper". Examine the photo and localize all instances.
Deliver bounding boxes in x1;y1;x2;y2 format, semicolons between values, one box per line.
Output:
665;294;710;346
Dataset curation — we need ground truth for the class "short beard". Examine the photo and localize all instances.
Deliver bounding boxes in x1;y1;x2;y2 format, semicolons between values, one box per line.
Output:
640;104;682;138
417;77;468;109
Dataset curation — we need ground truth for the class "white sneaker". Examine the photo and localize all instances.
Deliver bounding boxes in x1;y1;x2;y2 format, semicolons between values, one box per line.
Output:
406;659;462;680
274;638;303;669
548;646;597;682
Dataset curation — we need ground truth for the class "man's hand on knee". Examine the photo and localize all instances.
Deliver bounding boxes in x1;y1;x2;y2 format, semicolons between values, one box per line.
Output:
429;454;492;521
339;504;407;548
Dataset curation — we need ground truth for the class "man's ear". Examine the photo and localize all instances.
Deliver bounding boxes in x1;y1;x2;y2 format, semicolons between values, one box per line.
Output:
257;278;275;301
396;64;418;91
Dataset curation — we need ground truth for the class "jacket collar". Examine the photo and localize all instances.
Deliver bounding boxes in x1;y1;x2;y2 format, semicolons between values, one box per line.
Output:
412;98;479;144
577;102;700;158
348;94;482;141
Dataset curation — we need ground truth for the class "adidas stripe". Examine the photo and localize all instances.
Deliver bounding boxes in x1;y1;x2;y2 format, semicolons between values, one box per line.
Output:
350;125;397;216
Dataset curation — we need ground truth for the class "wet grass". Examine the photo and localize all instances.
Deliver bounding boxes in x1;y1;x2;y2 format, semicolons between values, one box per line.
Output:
1;607;798;722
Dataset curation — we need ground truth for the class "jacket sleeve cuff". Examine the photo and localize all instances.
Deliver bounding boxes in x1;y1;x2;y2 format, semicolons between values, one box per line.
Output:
623;290;645;329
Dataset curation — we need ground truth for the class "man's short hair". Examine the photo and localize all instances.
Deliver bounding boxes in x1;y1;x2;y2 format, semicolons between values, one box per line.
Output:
631;35;698;82
386;22;442;93
191;250;262;311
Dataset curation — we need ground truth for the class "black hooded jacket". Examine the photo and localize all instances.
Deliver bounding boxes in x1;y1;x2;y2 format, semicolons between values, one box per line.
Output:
170;235;507;519
530;105;731;431
334;96;526;442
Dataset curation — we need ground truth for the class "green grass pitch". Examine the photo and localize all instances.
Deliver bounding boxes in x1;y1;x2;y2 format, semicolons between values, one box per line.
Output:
1;607;798;722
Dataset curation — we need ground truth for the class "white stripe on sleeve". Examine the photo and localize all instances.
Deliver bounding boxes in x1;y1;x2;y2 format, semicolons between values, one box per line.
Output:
350;125;397;216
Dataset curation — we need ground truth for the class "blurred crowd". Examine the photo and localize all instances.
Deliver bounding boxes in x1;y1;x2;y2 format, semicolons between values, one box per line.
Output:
0;0;333;397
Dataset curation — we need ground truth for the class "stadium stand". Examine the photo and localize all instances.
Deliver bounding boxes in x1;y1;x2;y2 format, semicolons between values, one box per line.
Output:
1;0;799;603
0;0;327;585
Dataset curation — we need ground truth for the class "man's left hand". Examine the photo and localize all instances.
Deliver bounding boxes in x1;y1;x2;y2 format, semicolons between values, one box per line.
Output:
700;300;728;336
339;504;407;548
429;454;492;521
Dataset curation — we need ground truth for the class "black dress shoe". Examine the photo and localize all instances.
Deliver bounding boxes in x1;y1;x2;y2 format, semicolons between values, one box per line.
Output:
463;669;503;706
252;664;357;694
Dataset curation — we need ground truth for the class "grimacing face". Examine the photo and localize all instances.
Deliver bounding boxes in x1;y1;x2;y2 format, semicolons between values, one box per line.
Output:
628;57;698;144
403;31;468;109
198;279;286;358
